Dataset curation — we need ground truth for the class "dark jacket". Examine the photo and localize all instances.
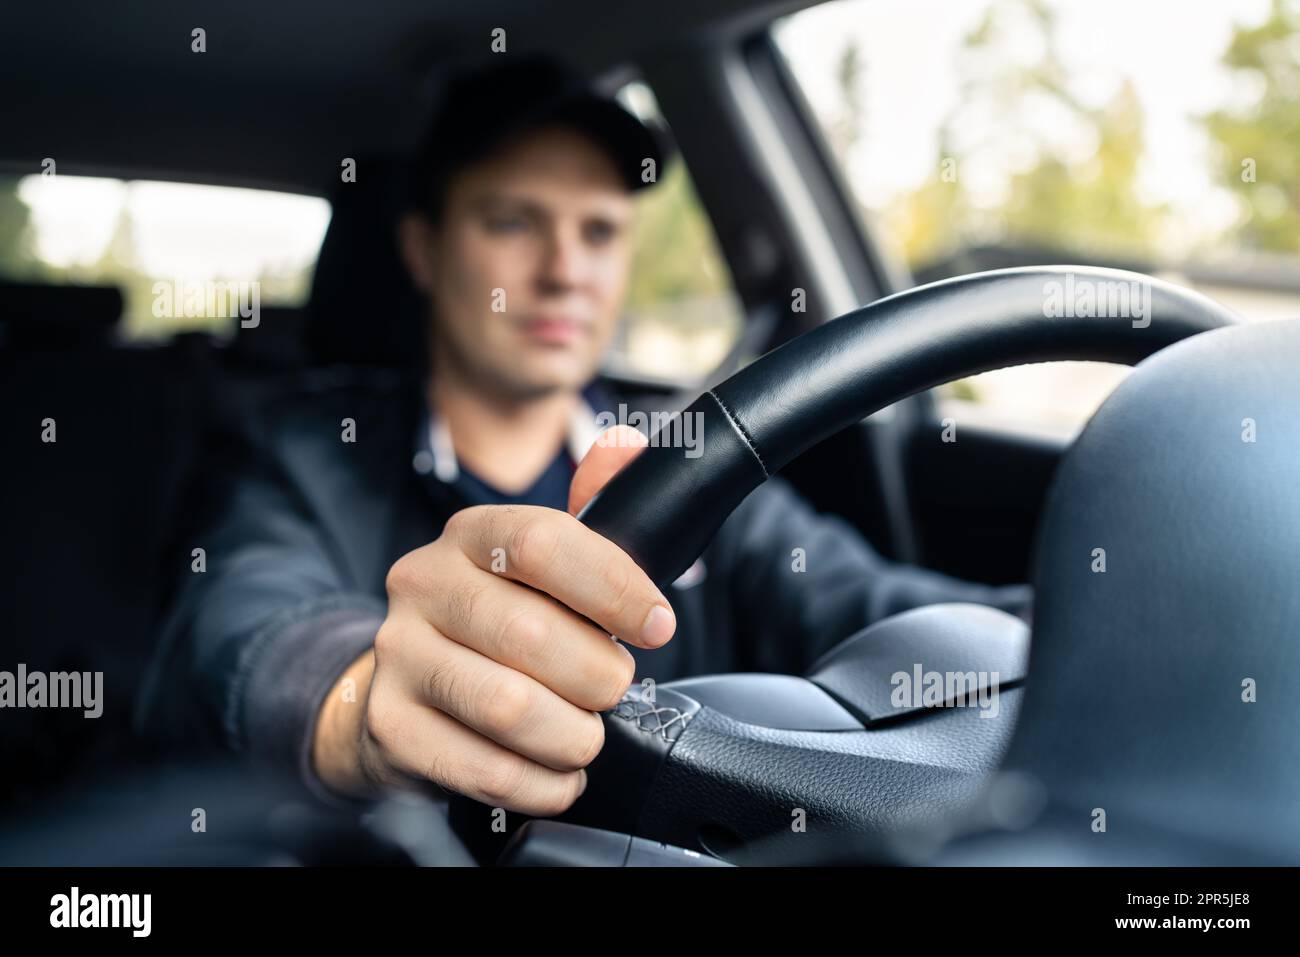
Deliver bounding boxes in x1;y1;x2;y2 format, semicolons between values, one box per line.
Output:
136;368;1030;793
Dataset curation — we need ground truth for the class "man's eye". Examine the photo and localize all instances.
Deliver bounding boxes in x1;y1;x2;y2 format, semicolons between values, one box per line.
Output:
484;215;530;234
584;220;618;246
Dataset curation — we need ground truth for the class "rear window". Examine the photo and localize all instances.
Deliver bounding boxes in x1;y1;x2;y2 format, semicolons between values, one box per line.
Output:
2;145;742;383
0;173;331;339
3;79;741;382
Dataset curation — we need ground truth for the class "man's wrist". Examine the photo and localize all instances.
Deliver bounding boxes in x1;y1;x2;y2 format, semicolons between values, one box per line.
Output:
311;649;377;797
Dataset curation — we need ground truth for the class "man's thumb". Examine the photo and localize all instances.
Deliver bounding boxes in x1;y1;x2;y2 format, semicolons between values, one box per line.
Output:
568;425;648;516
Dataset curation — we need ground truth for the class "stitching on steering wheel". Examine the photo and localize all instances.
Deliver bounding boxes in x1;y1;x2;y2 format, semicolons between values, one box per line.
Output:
707;389;769;478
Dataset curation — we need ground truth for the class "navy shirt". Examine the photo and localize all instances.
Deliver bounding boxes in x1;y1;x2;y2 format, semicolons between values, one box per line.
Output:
455;451;574;509
415;381;610;510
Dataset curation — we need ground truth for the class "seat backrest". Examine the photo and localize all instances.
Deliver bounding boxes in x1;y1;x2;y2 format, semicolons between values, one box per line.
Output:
0;279;122;349
304;156;425;372
0;332;216;805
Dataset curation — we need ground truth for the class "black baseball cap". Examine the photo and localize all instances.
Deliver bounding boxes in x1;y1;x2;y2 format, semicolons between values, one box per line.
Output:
409;58;673;217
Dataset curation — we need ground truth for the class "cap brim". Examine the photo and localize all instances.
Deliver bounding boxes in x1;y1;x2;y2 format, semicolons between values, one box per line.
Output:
525;94;673;191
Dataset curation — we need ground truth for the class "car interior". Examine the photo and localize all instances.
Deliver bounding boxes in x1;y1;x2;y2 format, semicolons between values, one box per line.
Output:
2;0;1298;868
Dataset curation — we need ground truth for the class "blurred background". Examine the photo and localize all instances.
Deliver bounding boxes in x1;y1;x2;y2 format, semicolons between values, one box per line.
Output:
6;0;1294;433
1;0;1297;836
776;0;1300;434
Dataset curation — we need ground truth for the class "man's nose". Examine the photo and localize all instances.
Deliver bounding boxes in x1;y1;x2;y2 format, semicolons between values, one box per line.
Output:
537;226;586;292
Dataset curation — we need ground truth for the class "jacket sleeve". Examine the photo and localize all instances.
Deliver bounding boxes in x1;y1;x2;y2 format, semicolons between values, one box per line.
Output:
710;478;1032;674
134;402;386;791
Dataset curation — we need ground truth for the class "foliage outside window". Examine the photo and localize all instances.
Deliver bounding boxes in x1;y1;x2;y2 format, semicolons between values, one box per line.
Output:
776;0;1300;432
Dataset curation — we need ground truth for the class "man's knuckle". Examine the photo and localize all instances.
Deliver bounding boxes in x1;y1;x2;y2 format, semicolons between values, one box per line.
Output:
450;504;506;560
384;555;420;599
475;756;529;807
510;515;560;578
500;609;548;653
372;620;400;664
443;579;488;635
420;657;459;711
442;506;478;541
419;749;457;792
477;671;533;736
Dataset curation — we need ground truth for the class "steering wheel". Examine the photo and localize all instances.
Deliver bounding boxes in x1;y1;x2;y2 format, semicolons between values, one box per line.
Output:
547;265;1243;864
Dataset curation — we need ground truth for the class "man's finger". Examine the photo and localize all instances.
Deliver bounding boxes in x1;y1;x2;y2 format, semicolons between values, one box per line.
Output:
412;631;608;772
449;505;676;650
426;566;636;712
568;425;648;516
372;697;588;816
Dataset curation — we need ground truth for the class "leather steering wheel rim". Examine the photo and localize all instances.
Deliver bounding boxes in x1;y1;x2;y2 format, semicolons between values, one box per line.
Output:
578;265;1240;588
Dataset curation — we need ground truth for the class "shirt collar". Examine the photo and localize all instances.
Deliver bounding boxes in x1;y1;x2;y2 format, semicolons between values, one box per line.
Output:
413;382;607;485
407;381;708;590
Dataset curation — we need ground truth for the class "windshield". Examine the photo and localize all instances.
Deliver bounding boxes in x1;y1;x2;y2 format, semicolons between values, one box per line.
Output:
775;0;1300;430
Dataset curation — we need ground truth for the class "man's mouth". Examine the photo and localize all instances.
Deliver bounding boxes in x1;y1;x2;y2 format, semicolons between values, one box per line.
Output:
519;315;589;346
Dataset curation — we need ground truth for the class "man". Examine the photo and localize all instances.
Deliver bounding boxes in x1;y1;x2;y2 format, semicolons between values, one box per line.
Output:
137;60;1029;817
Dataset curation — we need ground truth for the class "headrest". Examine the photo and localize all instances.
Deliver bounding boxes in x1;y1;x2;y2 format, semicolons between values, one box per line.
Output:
0;280;123;349
304;156;425;371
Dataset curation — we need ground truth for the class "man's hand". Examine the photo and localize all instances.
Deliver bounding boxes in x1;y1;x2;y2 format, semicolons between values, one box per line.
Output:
312;427;668;815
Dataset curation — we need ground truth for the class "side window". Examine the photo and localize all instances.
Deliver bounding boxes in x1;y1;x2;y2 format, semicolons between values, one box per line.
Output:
610;82;745;382
774;0;1300;434
0;173;330;340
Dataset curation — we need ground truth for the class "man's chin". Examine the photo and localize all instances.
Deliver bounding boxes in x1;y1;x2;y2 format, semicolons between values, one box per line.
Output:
492;358;597;399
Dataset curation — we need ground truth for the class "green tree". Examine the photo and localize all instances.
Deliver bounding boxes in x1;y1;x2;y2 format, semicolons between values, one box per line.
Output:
80;204;161;337
1202;0;1300;252
0;178;36;275
881;0;1167;267
998;78;1162;257
625;160;732;307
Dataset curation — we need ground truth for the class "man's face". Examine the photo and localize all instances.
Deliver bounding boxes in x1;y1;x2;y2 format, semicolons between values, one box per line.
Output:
402;125;636;399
